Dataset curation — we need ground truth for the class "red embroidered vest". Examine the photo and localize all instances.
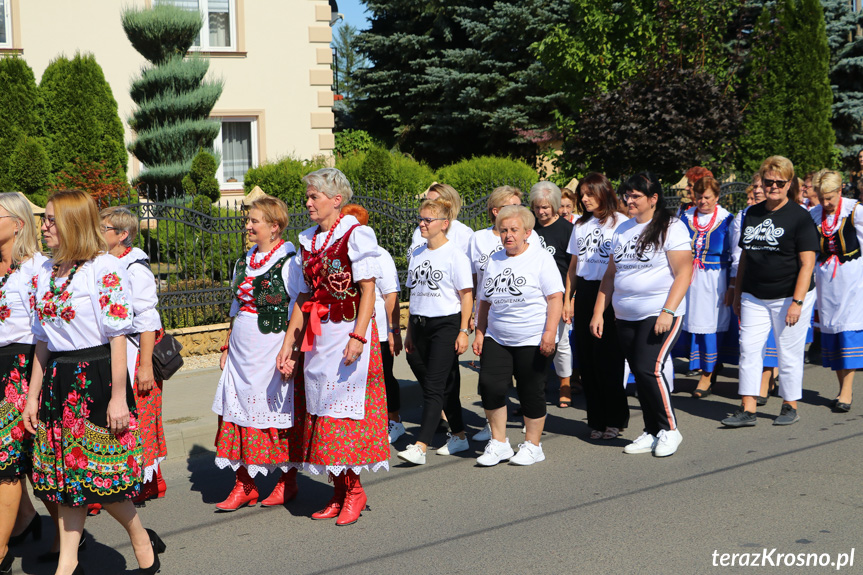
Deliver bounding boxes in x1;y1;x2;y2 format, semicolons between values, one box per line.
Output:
301;224;361;323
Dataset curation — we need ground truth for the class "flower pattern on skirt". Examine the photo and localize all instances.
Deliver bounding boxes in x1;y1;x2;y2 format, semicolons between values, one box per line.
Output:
132;351;166;483
0;347;35;478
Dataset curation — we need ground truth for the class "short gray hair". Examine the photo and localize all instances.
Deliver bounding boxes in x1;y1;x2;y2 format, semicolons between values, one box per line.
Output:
495;205;535;233
100;206;138;247
303;168;353;207
529;181;561;213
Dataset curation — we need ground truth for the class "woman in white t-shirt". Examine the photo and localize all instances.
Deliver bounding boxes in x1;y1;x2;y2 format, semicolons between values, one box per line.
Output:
397;198;474;466
591;173;693;458
407;183;474;262
563;173;629;441
473;206;564;467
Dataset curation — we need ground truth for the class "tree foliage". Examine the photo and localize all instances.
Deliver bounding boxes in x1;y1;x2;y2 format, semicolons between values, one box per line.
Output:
243;156;328;204
181;149;220;202
122;4;223;191
8;136;51;206
39;53;127;181
823;0;863;168
355;0;569;167
571;65;742;181
0;57;45;193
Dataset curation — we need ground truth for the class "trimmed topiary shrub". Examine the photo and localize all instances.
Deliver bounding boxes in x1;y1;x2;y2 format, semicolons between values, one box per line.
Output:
243;156;327;205
436;156;539;202
335;149;436;197
358;146;395;190
334;129;375;157
8;135;51;207
181;149;220;202
0;57;45;193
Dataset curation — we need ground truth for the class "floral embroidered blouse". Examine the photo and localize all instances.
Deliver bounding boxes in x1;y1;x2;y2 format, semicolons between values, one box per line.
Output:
31;254;134;352
0;253;48;347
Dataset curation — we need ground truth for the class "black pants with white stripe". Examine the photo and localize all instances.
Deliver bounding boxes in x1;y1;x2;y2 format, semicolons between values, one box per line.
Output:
616;315;682;435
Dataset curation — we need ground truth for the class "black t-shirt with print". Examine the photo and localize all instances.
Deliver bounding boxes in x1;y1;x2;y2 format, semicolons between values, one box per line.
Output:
533;216;574;283
739;200;818;300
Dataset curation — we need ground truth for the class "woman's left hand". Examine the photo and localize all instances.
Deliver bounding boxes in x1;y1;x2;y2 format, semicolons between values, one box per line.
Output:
455;332;469;355
136;364;155;394
786;303;802;327
343;337;364;366
654;313;673;336
107;397;130;435
539;330;556;357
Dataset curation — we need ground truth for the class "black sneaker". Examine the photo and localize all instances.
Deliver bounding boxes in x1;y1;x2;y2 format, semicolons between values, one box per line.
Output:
721;409;757;427
773;404;800;426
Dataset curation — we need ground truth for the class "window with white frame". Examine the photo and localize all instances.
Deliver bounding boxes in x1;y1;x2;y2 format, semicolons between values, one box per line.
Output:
214;117;258;188
160;0;237;51
0;0;12;48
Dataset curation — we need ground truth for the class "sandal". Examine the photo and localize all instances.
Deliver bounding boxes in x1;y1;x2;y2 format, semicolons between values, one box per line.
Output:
601;427;621;440
558;385;572;408
691;385;712;399
589;429;603;440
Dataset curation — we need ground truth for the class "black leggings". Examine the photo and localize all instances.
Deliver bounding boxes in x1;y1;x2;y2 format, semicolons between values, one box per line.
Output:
405;313;465;445
574;278;629;430
380;343;400;414
616;315;682;435
478;337;549;420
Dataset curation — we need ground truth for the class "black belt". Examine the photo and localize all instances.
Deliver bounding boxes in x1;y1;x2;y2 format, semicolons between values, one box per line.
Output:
50;344;111;364
0;343;35;356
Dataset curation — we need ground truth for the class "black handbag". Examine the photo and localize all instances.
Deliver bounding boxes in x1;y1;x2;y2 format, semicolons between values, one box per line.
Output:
129;333;184;381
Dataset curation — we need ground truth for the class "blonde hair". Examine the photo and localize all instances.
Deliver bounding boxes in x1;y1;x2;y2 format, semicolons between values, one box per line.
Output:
495;205;535;232
47;190;107;264
759;156;795;182
303;168;353;207
426;183;462;219
100;206;139;247
419;198;455;235
0;192;40;265
250;196;289;234
486;186;523;221
813;170;842;199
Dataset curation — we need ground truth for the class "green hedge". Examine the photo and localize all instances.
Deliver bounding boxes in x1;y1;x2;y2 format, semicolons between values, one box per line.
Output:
334;147;436;198
436;156;539;203
243;156;327;204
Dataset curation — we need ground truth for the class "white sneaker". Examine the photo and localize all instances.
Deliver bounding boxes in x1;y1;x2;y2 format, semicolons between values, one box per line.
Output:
397;443;426;465
388;420;406;444
436;433;469;456
623;431;657;454
476;438;514;466
653;429;682;457
510;441;545;466
472;422;491;442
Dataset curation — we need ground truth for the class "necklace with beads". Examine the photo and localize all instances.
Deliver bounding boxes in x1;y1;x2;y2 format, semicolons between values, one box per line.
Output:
118;246;132;259
48;261;81;301
311;213;344;257
0;263;16;291
820;197;843;238
249;239;285;270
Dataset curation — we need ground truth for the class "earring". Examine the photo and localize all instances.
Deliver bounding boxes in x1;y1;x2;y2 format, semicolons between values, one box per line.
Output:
271;234;276;241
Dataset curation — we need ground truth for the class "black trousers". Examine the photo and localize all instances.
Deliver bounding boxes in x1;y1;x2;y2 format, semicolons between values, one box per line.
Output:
616;315;682;435
405;313;465;445
574;278;629;430
380;343;400;413
478;337;549;420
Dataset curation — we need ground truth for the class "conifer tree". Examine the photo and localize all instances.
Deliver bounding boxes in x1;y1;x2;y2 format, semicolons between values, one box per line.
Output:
0;57;45;192
823;0;863;167
122;3;223;191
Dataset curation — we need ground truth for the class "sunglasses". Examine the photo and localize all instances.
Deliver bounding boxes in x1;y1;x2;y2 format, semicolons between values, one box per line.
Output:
763;178;789;189
417;216;447;225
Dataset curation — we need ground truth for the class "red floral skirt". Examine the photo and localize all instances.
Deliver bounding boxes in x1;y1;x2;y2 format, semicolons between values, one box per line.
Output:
132;352;166;483
302;330;390;476
214;357;306;477
0;344;35;479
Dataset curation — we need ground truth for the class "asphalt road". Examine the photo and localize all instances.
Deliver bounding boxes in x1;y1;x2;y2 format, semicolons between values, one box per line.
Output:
9;360;862;575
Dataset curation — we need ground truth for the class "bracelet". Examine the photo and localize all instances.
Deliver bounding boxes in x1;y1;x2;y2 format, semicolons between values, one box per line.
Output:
389;326;401;334
349;332;367;344
220;344;229;352
661;308;675;316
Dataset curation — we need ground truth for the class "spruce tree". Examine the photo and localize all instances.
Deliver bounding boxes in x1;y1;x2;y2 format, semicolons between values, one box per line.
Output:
39;53;127;181
0;57;46;191
824;1;863;167
122;3;223;192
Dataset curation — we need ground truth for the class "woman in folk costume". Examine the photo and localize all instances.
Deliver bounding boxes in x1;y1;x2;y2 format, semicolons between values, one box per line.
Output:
676;177;735;398
212;196;305;511
99;208;166;507
278;168;389;527
809;170;863;412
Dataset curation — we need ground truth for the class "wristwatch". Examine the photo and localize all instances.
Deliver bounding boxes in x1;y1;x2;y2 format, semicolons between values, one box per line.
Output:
792;299;804;306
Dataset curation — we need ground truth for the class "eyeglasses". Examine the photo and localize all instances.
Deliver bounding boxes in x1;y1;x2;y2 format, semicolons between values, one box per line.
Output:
763;178;789;189
623;193;646;201
417;216;447;225
100;225;119;233
0;216;17;221
43;216;56;228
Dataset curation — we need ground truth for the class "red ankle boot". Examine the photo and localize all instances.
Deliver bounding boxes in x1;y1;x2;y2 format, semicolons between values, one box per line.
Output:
216;467;258;511
336;471;367;526
311;473;346;520
156;467;167;498
261;468;298;507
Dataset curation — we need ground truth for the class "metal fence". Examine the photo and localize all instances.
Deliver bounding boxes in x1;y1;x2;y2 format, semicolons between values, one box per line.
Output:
84;181;752;329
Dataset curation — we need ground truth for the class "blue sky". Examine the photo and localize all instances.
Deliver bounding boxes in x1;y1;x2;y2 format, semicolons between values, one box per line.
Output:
335;0;370;30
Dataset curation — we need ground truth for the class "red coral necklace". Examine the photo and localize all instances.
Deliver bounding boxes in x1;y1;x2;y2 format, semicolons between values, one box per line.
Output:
118;246;132;259
249;239;285;270
310;213;344;257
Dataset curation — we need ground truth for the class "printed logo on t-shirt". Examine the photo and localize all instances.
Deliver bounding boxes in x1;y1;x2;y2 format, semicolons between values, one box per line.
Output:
407;260;443;292
578;228;612;260
613;234;652;269
742;218;785;250
477;244;504;271
536;234;556;256
483;268;527;300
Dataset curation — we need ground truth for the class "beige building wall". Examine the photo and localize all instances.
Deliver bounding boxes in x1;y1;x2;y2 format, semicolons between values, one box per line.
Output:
4;0;334;197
